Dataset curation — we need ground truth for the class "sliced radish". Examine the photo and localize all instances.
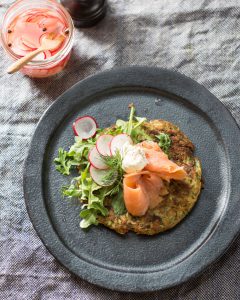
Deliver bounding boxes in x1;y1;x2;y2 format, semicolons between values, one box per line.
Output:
72;116;97;140
11;46;32;57
96;135;113;156
110;134;133;155
88;146;108;170
90;165;117;186
15;37;35;51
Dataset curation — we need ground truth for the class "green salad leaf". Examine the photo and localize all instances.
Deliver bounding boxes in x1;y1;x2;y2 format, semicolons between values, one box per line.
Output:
75;170;110;228
115;119;128;132
111;188;126;215
62;179;82;197
68;137;95;167
79;180;124;228
54;148;75;175
80;209;98;228
54;136;98;176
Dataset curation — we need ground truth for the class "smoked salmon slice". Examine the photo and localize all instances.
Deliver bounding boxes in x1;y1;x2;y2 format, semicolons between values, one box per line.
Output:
123;175;149;216
138;141;187;180
123;172;167;216
142;172;166;209
123;141;187;217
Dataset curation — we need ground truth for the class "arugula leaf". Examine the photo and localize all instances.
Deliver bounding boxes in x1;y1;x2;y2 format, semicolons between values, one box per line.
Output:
79;200;108;229
89;201;108;216
79;165;93;200
79;171;110;228
115;119;128;133
80;209;98;228
54;137;96;175
111;188;126;215
69;137;95;166
156;133;171;154
54;148;75;175
62;181;82;197
54;136;96;176
59;160;110;229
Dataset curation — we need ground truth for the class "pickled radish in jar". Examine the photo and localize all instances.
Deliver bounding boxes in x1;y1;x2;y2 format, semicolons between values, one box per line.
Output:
7;8;68;58
2;0;73;78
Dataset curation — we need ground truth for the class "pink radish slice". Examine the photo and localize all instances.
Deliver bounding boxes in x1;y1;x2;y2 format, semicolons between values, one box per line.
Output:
90;165;117;186
15;37;35;51
88;146;108;170
72;116;97;139
11;45;32;57
22;37;39;49
110;134;133;155
96;135;113;156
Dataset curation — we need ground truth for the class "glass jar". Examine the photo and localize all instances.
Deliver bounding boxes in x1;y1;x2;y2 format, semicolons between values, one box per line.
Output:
1;0;74;78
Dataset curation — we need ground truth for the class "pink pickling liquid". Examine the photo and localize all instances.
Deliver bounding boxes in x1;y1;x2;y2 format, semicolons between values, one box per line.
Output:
6;8;71;77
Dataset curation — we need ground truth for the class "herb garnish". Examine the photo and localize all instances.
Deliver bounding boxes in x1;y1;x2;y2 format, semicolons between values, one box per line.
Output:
102;151;123;184
156;133;171;154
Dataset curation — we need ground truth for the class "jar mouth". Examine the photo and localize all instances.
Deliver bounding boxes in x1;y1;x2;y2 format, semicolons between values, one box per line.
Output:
1;0;74;67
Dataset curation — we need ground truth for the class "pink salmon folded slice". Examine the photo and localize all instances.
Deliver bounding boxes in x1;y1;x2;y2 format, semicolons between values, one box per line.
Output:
123;141;187;217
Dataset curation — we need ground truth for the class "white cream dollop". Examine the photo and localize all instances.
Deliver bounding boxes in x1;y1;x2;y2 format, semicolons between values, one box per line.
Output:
121;142;148;173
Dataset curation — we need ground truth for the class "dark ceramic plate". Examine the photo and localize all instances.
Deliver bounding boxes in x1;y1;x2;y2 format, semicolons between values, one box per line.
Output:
24;66;240;292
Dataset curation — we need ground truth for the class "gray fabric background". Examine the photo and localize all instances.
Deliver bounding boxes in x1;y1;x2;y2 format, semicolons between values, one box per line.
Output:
0;0;240;299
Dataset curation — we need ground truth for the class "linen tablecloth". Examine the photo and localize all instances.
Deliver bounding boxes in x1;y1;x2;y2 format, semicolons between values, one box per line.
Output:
0;0;240;299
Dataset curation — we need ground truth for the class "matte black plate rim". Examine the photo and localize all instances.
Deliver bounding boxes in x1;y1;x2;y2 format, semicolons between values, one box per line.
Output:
23;66;240;292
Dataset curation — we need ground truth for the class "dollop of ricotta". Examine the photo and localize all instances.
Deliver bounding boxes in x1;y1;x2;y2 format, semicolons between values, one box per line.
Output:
121;142;148;173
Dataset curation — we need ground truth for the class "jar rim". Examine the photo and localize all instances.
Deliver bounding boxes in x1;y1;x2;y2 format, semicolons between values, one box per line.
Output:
1;0;74;67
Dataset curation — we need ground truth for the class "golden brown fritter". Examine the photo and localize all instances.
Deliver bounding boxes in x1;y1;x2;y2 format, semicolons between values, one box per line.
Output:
97;120;202;235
